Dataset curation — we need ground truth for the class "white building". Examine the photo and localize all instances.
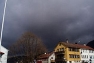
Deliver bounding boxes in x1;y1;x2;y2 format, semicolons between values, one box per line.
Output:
37;52;55;63
79;44;94;63
0;45;8;63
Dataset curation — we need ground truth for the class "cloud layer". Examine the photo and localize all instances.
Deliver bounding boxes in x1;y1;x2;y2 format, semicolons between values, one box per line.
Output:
0;0;94;50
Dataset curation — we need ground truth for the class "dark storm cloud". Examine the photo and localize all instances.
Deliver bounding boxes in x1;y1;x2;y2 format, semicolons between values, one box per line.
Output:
0;0;94;50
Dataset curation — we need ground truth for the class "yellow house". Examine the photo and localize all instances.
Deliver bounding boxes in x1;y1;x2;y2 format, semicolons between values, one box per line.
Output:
54;42;81;63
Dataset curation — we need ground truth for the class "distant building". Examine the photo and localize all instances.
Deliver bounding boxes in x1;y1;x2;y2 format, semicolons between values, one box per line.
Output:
37;52;55;63
0;45;8;63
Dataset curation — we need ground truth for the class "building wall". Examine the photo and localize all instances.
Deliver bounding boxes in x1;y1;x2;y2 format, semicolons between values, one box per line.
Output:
54;43;81;63
0;46;8;63
42;60;47;63
67;61;81;63
37;53;55;63
80;49;94;63
54;42;66;58
66;47;81;61
48;53;55;63
89;50;94;63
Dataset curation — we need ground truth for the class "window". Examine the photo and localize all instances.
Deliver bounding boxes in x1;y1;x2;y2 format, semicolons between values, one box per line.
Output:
81;55;83;58
87;55;88;58
69;48;71;51
83;55;84;58
69;54;72;58
69;61;72;63
51;57;53;59
69;54;80;58
86;50;87;53
77;55;80;58
85;55;86;58
93;56;94;59
89;50;92;53
93;51;94;53
57;49;59;52
83;50;84;52
60;48;62;51
61;48;64;51
74;55;76;58
90;56;92;59
73;55;75;58
92;50;93;53
69;47;79;52
69;54;74;58
76;49;79;52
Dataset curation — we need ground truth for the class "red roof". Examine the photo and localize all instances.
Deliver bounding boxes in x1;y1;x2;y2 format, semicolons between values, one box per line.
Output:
61;42;94;50
38;52;54;59
75;44;94;50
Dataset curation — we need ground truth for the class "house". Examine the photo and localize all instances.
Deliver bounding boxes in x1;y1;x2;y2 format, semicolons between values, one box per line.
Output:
54;42;81;63
37;52;55;63
76;44;94;63
54;41;94;63
0;45;8;63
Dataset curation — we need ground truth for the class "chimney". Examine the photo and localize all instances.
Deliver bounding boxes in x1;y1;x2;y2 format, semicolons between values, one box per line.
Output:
66;39;68;43
75;42;77;44
84;44;86;46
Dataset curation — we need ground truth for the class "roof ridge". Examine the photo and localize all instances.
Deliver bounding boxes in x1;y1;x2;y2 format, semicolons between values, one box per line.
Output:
61;42;94;50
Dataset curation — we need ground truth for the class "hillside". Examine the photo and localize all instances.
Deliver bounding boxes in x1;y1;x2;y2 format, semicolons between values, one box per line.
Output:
87;40;94;48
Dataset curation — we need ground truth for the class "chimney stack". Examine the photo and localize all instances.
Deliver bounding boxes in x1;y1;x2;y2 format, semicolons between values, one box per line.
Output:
66;39;68;43
84;44;86;46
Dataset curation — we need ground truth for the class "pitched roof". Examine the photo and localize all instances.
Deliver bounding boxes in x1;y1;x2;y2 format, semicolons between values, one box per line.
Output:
60;42;94;50
37;52;54;59
75;44;94;50
61;42;79;48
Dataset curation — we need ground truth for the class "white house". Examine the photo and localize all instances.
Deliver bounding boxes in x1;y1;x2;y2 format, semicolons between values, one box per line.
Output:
0;45;8;63
79;44;94;63
37;52;55;63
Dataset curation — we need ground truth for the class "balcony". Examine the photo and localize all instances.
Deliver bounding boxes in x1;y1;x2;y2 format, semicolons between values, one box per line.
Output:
55;58;65;61
55;51;65;55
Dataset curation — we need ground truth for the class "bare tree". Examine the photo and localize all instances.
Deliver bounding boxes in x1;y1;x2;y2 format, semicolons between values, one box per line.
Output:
9;32;48;63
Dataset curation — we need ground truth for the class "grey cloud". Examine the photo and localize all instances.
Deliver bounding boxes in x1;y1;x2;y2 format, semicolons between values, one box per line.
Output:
0;0;94;50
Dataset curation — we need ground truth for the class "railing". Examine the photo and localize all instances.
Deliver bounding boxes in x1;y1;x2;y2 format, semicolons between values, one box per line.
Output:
55;58;65;61
55;51;65;55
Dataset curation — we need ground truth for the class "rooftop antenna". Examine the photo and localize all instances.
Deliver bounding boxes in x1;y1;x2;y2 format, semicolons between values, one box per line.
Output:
0;0;8;50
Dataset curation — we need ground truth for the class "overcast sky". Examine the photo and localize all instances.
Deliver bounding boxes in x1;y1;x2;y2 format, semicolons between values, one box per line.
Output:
0;0;94;50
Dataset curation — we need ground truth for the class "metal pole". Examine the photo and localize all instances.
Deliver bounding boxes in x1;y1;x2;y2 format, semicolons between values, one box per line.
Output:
0;0;8;47
0;0;8;63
